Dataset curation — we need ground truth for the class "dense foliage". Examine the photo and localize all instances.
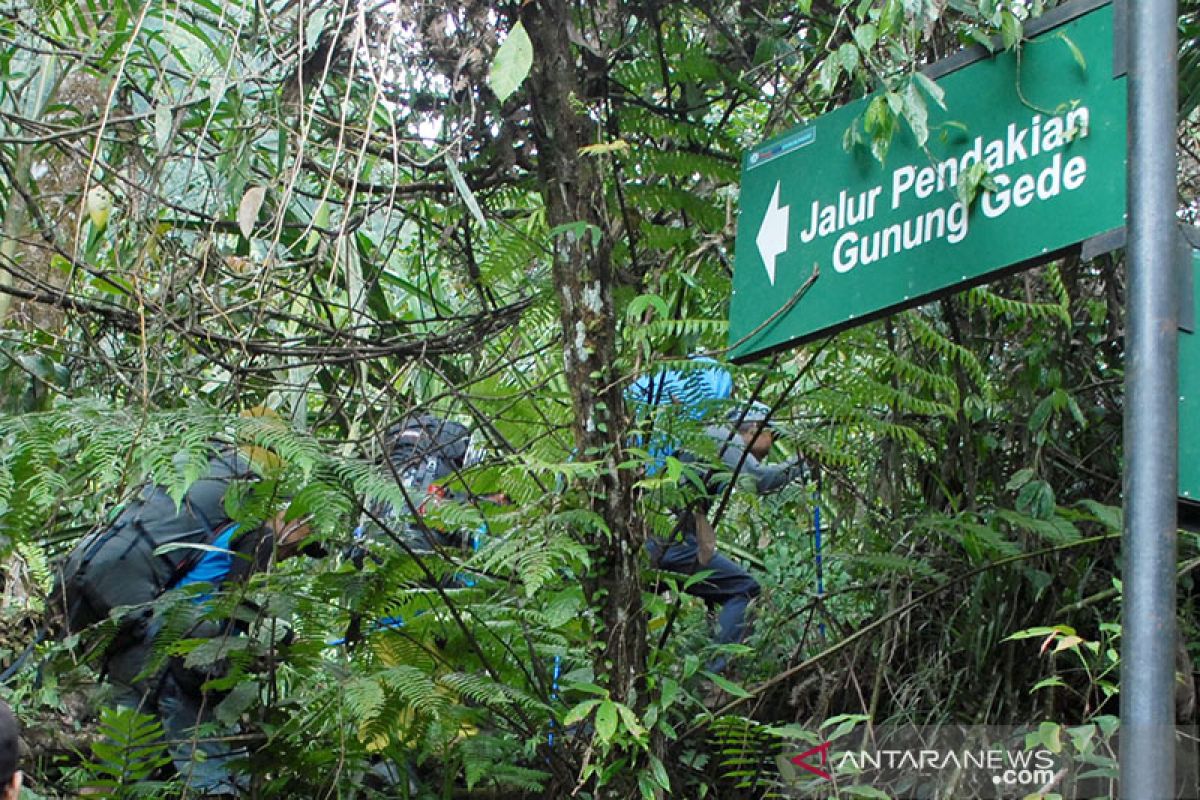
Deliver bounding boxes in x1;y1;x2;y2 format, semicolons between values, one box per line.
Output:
0;0;1198;797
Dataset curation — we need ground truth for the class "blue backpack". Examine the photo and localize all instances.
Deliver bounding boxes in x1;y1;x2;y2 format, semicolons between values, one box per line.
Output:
627;358;733;475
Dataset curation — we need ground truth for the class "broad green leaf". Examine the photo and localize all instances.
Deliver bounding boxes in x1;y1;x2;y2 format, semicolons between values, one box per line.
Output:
1000;11;1023;49
489;21;532;103
914;70;946;109
627;293;670;321
1026;721;1063;754
306;202;329;254
700;670;752;699
837;42;860;75
649;754;670;790
562;698;601;727
902;80;929;146
1067;724;1096;754
1016;479;1055;520
616;702;647;738
817;56;842;95
1078;499;1121;531
595;699;618;742
853;23;878;52
1005;467;1036;492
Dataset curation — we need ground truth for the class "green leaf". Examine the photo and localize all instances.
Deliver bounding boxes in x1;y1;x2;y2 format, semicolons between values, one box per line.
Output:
821;712;869;740
1006;624;1076;641
627;293;670;321
659;678;680;709
902;80;929;146
1059;32;1086;73
913;70;946;109
1029;393;1055;433
153;540;236;557
562;698;602;727
489;21;533;103
1026;721;1063;754
1067;724;1096;754
956;159;996;207
595;699;618;742
214;680;258;726
648;754;670;790
878;0;902;37
1078;499;1121;531
700;670;752;699
616;702;647;738
1016;479;1055;520
638;772;657;800
304;6;330;51
817;56;842;95
853;23;878;52
445;157;488;229
305;201;329;255
1005;467;1036;492
837;42;860;75
1000;11;1023;49
864;96;886;133
1031;676;1067;692
90;273;132;296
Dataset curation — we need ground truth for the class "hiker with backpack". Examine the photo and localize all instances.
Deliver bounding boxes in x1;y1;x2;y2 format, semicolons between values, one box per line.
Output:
353;414;497;573
57;444;313;797
630;361;809;675
337;414;502;649
0;700;21;800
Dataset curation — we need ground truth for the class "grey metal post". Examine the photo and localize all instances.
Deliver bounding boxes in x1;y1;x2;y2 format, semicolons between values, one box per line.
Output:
1120;0;1180;797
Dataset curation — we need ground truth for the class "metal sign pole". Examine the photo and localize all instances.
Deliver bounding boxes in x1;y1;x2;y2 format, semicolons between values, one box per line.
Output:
1120;1;1179;797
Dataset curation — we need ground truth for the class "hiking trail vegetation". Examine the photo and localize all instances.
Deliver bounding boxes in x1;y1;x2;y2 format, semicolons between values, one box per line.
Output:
2;0;1200;797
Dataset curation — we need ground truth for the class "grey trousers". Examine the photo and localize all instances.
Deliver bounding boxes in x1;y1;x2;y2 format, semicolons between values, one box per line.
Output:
106;624;242;796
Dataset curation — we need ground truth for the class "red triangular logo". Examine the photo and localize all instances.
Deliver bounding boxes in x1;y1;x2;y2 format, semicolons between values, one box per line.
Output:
790;741;832;780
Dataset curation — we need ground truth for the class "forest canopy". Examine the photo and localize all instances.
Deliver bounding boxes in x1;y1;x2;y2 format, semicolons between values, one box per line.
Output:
0;0;1198;797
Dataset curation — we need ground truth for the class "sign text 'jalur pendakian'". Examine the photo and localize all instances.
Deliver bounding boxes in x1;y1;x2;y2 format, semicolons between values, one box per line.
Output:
729;0;1126;360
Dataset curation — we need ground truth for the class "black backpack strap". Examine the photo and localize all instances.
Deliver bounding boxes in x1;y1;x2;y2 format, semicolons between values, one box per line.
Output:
70;519;129;578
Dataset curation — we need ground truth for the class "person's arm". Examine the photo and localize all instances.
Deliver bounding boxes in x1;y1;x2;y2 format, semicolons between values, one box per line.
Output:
2;771;21;800
713;430;808;494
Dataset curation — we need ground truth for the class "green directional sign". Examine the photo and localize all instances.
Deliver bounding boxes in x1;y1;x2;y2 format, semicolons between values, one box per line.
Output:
1181;249;1200;506
729;1;1126;361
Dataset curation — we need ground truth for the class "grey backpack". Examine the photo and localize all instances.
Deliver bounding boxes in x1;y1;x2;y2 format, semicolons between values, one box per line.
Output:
56;449;255;635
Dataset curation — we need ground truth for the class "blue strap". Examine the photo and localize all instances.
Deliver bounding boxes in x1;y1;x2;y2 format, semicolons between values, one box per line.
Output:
547;654;563;748
814;488;825;639
175;525;239;602
454;523;487;588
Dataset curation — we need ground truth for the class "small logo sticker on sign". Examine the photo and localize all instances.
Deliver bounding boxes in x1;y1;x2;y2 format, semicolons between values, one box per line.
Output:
747;127;816;170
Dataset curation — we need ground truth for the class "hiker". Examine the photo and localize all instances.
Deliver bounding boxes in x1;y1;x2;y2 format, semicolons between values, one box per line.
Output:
355;414;496;571
0;700;21;800
632;363;808;674
57;444;312;796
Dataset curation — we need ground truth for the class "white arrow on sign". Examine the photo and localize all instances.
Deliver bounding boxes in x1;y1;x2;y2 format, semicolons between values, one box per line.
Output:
756;181;789;285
